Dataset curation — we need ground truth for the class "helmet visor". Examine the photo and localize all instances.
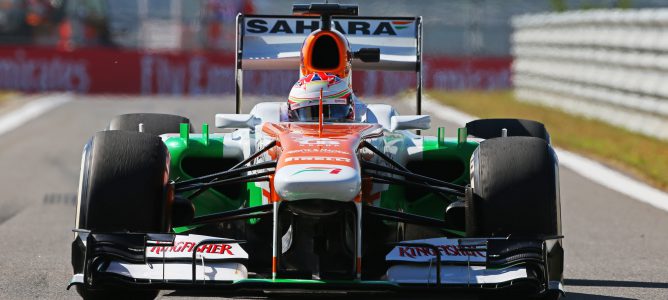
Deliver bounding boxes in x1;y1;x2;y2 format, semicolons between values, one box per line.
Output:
289;104;354;122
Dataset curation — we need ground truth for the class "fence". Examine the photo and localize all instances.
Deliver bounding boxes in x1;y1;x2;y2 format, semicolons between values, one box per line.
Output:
511;9;668;141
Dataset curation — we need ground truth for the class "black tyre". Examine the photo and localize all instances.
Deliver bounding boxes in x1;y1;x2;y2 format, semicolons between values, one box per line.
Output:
108;113;191;135
76;130;172;232
466;136;563;297
466;136;560;237
73;130;171;299
466;118;550;142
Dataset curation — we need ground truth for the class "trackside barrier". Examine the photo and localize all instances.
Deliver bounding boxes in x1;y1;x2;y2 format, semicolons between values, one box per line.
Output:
512;9;668;140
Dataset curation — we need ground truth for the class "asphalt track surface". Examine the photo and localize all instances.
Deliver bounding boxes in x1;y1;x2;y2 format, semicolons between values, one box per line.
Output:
0;94;666;299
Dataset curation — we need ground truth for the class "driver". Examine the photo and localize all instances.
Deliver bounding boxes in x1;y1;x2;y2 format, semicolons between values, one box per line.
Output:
288;72;356;123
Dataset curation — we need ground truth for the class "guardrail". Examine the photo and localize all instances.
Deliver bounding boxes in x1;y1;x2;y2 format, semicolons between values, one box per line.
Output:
511;9;668;141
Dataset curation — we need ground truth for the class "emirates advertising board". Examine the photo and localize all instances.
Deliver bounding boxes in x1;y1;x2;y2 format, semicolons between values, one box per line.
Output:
0;46;510;95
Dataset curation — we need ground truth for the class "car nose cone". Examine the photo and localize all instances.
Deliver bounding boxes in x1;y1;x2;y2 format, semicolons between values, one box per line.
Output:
274;164;361;201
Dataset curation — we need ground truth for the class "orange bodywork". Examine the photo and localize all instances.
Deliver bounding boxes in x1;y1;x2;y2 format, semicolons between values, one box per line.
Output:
262;122;381;168
257;122;384;204
300;30;352;79
261;122;382;203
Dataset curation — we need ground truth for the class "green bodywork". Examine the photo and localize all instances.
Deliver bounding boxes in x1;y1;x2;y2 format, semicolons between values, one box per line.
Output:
166;124;262;233
380;128;478;220
165;124;478;233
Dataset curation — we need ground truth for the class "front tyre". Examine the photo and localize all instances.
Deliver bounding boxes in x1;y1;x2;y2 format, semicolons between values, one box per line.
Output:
73;130;172;299
466;136;560;237
76;130;172;232
466;136;563;298
108;113;191;136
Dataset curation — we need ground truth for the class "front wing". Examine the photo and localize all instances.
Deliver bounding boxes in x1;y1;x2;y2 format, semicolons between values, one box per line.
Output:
69;231;564;297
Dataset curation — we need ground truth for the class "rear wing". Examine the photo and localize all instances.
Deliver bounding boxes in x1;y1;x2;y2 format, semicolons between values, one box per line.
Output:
234;14;423;114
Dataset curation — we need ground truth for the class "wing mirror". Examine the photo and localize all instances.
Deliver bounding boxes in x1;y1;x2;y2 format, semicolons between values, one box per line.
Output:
390;115;431;131
354;48;380;63
215;114;261;129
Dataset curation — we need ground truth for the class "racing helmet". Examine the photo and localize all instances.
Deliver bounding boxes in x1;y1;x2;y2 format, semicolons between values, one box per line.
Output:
288;72;355;122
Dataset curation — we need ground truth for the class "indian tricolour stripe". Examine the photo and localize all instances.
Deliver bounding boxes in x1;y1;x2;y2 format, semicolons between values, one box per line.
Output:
413;95;668;213
0;93;72;136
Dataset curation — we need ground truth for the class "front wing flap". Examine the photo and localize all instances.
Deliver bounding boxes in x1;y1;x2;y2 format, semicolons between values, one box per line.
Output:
385;237;562;294
70;231;562;296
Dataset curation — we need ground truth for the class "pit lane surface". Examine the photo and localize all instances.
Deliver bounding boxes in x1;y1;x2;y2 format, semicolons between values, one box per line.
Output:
0;94;666;299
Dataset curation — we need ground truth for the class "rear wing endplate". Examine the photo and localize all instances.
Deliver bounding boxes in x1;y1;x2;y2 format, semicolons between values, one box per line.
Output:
234;14;423;114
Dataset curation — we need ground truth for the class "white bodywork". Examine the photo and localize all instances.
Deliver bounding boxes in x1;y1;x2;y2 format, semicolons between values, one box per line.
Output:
274;164;361;201
386;265;529;285
385;237;532;285
98;234;249;282
217;102;425;205
390;115;431;131
106;262;248;282
215;114;261;129
240;17;420;71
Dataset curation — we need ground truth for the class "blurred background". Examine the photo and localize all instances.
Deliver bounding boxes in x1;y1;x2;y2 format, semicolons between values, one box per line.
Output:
1;0;666;96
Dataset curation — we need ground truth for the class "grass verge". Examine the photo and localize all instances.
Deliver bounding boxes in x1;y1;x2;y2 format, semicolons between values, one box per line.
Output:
0;91;17;103
428;90;668;192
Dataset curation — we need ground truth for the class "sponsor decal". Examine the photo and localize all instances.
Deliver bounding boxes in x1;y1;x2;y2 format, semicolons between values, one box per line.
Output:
295;137;340;146
148;242;234;255
295;72;341;88
140;55;233;95
144;234;248;260
291;166;342;176
397;245;485;259
386;238;486;263
284;156;351;163
391;20;412;30
284;148;351;155
245;18;412;36
0;49;90;92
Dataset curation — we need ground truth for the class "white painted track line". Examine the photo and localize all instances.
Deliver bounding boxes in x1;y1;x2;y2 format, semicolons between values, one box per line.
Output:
0;93;72;137
417;96;668;213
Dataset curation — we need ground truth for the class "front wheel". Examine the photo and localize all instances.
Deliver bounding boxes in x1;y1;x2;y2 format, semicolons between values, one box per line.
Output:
466;136;563;297
108;113;191;135
466;136;560;237
72;130;172;299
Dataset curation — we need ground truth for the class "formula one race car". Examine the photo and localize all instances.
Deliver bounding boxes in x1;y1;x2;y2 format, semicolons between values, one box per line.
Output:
69;3;564;299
